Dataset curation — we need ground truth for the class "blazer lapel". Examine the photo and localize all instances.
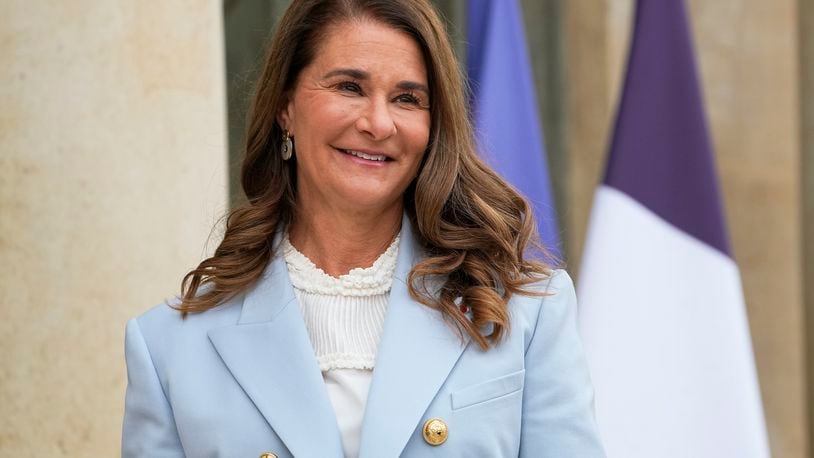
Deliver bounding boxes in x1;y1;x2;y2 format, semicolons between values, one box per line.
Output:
208;248;344;457
358;217;471;458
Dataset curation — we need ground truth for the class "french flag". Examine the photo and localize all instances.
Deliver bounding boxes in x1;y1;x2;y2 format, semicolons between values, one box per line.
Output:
577;1;771;456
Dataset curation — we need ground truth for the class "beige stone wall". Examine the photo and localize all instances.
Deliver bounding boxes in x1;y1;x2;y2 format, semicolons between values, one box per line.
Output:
0;1;228;455
801;0;814;452
565;1;809;456
562;1;613;271
690;2;807;457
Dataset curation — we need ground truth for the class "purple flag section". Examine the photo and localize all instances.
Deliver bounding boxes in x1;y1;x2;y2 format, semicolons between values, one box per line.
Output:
467;0;561;258
604;0;731;256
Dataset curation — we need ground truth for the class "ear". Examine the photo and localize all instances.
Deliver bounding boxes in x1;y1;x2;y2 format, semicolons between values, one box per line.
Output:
277;95;295;135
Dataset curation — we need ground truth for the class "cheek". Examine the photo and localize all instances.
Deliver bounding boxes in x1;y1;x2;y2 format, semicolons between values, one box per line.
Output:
414;126;431;165
401;113;431;155
318;101;357;123
292;95;356;136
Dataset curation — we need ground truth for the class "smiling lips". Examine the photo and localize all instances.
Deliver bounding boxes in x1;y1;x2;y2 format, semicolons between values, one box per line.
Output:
338;148;391;162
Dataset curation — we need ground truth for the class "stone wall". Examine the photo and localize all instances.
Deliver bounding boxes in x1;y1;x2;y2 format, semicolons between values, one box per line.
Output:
0;1;228;455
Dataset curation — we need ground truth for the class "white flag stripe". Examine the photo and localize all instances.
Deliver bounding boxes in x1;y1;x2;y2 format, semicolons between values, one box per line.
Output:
578;186;769;457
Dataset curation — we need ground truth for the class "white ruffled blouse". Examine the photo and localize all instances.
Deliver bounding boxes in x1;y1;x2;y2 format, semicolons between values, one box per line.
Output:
281;232;400;458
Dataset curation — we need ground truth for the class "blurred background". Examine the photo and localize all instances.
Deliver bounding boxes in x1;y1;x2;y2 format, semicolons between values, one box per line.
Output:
1;0;811;456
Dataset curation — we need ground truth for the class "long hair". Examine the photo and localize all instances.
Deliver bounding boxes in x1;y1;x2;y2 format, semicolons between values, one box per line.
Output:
177;0;552;349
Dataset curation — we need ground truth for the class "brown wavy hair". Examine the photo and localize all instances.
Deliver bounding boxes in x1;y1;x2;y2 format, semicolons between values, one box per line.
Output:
177;0;553;349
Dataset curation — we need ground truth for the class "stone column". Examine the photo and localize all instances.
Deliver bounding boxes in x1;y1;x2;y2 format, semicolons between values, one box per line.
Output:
687;1;808;456
0;1;228;455
562;0;617;271
801;0;814;454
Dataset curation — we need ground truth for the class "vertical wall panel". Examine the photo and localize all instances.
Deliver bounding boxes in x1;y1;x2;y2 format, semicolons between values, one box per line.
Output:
801;0;814;455
687;1;807;455
0;1;228;454
224;0;275;205
563;0;615;273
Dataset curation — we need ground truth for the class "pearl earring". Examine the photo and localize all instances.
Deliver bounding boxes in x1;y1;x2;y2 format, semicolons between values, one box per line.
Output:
281;130;293;160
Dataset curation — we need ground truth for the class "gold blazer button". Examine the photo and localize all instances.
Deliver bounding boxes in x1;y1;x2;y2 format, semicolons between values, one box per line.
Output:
259;453;278;458
422;418;448;445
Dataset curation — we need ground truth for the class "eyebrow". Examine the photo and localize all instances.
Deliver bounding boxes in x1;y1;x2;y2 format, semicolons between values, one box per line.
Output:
323;68;369;80
322;68;429;94
396;80;430;94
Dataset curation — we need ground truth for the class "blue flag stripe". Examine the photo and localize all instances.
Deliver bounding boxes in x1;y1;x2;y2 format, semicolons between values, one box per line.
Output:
467;0;561;259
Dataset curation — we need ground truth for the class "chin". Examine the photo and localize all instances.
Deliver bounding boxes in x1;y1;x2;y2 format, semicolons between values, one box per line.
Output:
337;187;404;213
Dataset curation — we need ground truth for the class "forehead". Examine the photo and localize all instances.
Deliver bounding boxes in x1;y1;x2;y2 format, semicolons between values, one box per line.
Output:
308;19;428;80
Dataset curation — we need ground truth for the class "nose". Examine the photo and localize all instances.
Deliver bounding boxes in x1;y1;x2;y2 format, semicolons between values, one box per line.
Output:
355;98;397;140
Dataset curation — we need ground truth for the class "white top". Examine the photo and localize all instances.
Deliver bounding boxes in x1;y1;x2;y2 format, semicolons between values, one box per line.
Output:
282;233;399;458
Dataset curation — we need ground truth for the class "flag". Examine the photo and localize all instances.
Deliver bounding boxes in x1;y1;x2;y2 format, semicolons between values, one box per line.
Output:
467;0;560;258
577;1;770;456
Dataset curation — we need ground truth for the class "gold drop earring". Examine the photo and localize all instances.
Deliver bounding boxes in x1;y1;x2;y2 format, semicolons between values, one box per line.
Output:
281;130;293;160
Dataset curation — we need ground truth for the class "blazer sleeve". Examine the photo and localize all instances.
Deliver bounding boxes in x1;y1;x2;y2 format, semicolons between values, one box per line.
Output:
122;318;185;457
519;271;606;457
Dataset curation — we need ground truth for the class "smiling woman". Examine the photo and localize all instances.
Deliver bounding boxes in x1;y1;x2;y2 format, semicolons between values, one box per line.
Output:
121;1;606;457
279;19;430;236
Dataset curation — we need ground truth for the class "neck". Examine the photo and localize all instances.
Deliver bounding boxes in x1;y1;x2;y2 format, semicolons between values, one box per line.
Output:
288;200;403;277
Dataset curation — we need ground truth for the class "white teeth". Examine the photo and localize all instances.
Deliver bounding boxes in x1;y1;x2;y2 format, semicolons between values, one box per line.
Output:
345;149;387;161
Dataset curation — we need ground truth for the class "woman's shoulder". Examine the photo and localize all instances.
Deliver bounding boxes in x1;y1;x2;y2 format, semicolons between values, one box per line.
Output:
508;269;578;335
527;268;575;294
511;268;576;307
125;296;244;380
129;294;243;346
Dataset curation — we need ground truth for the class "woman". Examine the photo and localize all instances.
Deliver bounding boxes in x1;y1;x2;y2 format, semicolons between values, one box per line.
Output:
122;0;605;457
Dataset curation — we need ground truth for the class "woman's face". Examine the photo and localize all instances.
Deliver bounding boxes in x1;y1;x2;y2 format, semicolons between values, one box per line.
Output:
279;19;431;215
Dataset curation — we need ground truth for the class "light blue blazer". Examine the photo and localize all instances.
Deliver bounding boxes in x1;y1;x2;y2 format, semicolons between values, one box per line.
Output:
122;221;606;457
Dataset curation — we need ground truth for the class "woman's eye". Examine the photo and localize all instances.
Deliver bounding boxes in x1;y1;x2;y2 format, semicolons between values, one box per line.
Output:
395;92;421;105
337;81;362;94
